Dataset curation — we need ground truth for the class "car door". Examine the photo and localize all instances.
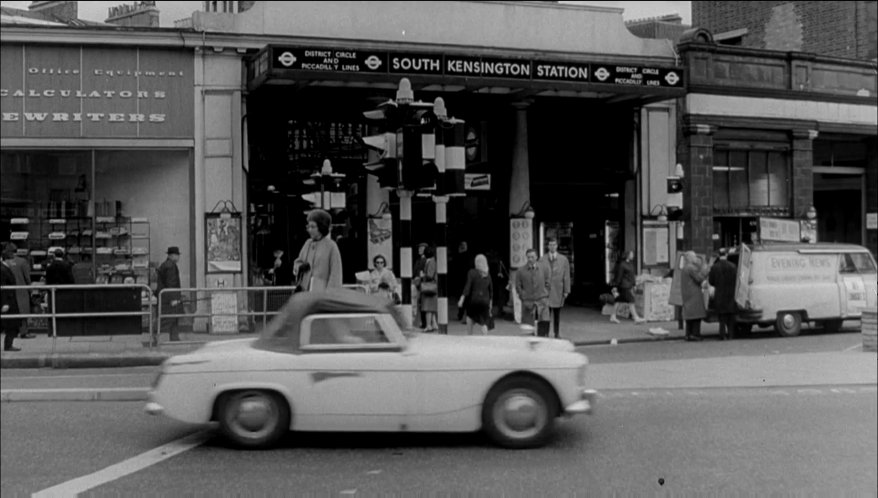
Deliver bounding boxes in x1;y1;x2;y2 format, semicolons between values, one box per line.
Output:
292;313;415;432
839;253;868;318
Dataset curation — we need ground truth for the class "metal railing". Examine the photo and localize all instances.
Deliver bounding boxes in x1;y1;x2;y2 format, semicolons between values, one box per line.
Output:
0;283;153;354
0;283;381;352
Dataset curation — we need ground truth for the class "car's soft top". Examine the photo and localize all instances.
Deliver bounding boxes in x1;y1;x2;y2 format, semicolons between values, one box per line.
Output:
253;288;403;353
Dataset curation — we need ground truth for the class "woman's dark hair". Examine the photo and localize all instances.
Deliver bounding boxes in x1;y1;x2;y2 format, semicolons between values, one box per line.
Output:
423;245;435;258
373;254;386;266
307;209;332;237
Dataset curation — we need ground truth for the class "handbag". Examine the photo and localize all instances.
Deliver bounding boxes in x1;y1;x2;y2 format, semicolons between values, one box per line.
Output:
420;280;438;296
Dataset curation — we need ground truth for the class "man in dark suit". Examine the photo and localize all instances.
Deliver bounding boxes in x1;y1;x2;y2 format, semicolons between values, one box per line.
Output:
709;247;738;340
156;246;182;342
45;248;74;285
2;248;22;351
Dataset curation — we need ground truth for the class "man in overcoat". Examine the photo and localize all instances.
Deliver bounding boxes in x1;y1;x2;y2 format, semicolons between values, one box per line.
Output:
4;243;33;338
2;249;22;351
156;246;182;342
708;247;738;340
681;251;708;341
539;238;570;339
515;249;551;337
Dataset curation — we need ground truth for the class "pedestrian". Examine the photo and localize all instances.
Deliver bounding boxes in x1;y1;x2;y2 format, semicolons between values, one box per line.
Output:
2;248;23;351
420;246;439;332
459;254;493;335
708;247;738;340
486;249;508;321
539;237;571;338
413;242;429;328
515;249;551;337
368;254;397;303
610;250;645;324
4;243;34;339
681;250;709;341
156;246;183;342
267;248;293;286
452;240;472;323
45;248;74;285
295;209;343;292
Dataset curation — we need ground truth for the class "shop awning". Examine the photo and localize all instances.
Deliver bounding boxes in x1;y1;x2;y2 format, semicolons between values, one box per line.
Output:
246;45;686;104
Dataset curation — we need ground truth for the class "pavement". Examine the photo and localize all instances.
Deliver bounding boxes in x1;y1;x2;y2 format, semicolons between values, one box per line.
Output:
0;305;870;370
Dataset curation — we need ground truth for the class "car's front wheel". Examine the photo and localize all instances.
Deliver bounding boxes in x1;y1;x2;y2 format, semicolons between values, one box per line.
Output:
217;390;290;449
482;376;556;449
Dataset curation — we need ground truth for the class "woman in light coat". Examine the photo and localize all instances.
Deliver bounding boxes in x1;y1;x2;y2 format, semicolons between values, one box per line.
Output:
681;250;709;341
295;209;343;292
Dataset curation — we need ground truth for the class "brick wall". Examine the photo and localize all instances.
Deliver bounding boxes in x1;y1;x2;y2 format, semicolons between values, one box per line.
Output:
692;1;876;60
791;130;815;219
682;124;714;255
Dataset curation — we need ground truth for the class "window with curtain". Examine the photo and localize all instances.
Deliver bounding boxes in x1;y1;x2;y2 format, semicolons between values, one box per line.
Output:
712;148;791;216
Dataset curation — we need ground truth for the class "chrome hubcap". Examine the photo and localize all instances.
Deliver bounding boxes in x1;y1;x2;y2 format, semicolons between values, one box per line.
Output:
782;314;796;329
494;389;547;439
230;394;276;436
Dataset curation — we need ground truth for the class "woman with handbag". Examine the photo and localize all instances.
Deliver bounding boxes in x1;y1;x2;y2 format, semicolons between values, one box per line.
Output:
419;246;439;331
368;254;398;304
458;254;493;335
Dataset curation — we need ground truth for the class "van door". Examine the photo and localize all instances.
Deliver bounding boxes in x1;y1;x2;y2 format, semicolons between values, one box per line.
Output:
839;253;868;318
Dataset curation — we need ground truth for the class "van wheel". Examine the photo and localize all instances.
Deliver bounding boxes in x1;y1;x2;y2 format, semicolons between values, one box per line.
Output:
775;312;802;337
823;319;843;333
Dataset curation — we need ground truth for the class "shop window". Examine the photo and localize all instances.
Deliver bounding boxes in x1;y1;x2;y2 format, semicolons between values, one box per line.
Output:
713;148;790;216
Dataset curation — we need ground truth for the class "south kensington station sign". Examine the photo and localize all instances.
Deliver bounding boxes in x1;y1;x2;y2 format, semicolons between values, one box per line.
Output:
251;46;684;89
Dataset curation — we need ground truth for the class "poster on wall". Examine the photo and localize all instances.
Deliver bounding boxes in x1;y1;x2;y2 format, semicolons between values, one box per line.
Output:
367;216;393;270
206;213;243;273
642;224;669;266
210;291;238;334
509;218;533;269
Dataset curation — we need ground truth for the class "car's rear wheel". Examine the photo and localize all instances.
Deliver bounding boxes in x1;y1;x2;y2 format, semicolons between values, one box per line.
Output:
217;390;290;449
775;311;803;337
482;377;556;449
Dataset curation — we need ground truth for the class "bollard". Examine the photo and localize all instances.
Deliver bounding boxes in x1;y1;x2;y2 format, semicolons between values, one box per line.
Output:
862;307;877;352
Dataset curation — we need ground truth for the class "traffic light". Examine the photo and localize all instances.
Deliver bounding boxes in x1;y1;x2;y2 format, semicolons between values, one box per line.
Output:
361;78;438;192
360;131;400;189
400;106;439;191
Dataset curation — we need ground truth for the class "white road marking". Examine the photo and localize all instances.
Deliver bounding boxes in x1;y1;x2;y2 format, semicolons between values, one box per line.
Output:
340;490;357;495
842;344;863;352
31;431;209;498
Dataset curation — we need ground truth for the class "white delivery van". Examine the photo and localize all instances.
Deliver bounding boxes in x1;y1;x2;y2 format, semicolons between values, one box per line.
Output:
734;243;878;337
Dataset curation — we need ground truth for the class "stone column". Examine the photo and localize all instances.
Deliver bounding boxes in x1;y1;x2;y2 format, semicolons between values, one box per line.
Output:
682;123;715;255
791;129;818;218
866;139;877;257
509;101;532;216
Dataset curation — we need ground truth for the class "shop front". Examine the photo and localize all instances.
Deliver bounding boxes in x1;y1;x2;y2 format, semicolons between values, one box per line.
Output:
0;41;194;334
678;39;878;258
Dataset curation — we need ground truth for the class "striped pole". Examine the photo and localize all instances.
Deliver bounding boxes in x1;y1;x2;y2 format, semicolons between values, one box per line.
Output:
444;118;466;198
433;97;449;334
398;189;414;329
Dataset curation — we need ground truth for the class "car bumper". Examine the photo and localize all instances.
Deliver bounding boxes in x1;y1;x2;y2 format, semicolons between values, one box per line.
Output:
563;389;597;416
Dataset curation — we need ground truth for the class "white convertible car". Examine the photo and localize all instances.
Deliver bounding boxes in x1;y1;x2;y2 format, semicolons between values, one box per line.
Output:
146;289;596;449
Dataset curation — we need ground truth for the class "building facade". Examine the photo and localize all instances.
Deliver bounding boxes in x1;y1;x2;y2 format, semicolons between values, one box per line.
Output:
3;1;690;322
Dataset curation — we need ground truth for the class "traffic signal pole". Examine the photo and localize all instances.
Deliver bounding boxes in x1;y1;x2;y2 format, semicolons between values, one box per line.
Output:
398;189;414;328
